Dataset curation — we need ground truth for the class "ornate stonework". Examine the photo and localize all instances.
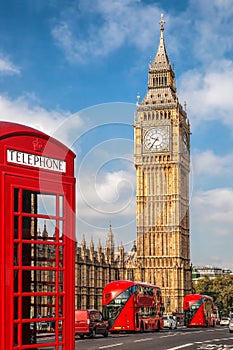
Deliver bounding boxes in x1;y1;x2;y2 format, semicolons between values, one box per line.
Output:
76;16;192;313
33;19;192;314
134;15;192;312
75;226;137;310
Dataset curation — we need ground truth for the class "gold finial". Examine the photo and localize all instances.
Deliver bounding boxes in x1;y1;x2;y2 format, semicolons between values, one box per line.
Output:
184;101;187;111
159;13;165;30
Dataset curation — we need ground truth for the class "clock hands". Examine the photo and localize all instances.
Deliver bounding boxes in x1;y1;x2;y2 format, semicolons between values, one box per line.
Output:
150;136;160;149
144;127;169;151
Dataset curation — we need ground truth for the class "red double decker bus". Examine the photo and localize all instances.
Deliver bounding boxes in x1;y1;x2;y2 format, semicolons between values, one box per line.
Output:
183;294;216;327
102;280;164;333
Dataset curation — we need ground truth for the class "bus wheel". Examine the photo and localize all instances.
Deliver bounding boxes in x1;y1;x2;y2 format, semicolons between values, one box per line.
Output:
90;329;96;338
155;322;160;332
103;329;108;337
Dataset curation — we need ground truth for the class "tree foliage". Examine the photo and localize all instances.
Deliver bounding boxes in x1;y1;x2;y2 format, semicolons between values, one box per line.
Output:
192;274;233;315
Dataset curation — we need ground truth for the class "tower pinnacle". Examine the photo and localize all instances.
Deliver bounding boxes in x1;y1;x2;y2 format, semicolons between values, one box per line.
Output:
159;13;165;30
138;15;176;107
151;13;170;71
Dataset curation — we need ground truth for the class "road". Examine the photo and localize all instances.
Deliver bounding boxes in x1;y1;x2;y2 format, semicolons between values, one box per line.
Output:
75;326;233;350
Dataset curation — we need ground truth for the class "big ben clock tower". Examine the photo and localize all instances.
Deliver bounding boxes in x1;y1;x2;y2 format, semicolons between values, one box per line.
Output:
134;15;192;312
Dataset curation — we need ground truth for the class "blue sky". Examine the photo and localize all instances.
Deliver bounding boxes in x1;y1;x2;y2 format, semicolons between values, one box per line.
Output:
1;0;233;269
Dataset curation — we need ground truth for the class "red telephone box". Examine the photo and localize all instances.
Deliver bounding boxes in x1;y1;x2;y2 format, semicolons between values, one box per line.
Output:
0;121;76;349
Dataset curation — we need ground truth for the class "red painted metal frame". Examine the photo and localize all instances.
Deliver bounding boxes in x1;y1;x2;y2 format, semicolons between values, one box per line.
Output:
0;122;76;350
183;294;215;327
102;280;164;332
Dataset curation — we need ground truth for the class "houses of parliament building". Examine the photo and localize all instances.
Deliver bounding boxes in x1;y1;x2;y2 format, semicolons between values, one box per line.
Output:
75;16;192;314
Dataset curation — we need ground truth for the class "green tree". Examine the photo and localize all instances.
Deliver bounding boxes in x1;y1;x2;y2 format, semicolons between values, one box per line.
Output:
193;276;213;295
192;274;233;316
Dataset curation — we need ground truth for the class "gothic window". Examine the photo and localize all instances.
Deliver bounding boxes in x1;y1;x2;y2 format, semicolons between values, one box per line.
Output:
166;270;168;288
127;269;134;280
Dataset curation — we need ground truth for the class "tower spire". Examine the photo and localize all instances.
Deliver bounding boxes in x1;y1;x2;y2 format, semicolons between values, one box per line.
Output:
151;13;171;71
138;15;177;108
134;14;191;312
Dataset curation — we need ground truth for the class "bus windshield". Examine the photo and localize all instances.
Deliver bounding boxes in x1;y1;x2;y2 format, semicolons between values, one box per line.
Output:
183;294;216;327
184;298;203;325
103;286;135;324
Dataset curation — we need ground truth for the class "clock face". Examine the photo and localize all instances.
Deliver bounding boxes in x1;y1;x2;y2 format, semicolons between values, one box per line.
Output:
144;127;169;151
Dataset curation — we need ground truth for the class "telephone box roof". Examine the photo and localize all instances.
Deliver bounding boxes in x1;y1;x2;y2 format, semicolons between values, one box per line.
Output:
0;121;75;156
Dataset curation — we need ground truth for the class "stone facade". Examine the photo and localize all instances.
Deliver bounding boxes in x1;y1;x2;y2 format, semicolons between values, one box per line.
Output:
76;16;192;314
134;16;192;312
32;18;192;318
75;225;137;310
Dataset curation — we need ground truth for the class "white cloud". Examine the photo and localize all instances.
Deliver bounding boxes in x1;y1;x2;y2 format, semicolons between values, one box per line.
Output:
76;165;136;247
179;60;233;129
184;0;233;63
191;187;233;266
176;1;233;131
95;170;134;203
0;94;75;140
193;188;233;221
0;55;20;75
76;139;136;243
192;150;233;176
191;187;233;265
52;0;161;63
78;166;135;218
